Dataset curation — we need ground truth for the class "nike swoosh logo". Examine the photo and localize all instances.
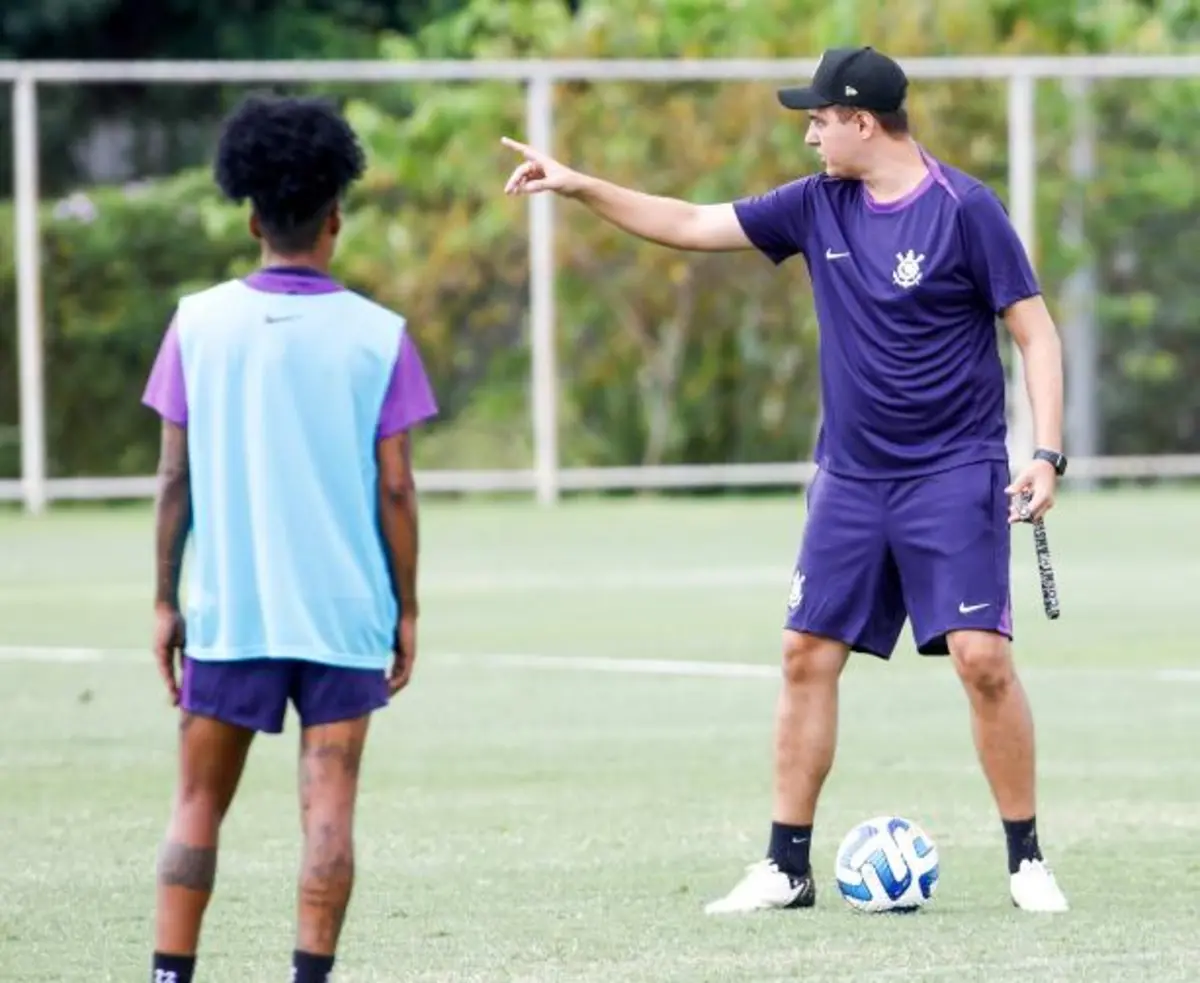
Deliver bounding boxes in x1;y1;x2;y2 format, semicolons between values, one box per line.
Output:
959;602;990;614
825;248;850;260
265;315;300;324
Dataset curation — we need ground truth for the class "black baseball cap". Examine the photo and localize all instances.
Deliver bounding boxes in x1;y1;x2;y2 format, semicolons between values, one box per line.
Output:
777;46;908;113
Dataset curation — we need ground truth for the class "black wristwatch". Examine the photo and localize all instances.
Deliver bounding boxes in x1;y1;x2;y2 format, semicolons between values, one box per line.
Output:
1033;448;1068;476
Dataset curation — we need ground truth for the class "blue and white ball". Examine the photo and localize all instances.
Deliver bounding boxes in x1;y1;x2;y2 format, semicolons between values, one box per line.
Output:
834;815;939;913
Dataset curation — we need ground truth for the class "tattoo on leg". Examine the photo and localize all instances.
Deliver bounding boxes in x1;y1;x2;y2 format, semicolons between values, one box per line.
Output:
157;841;217;892
300;822;356;952
296;734;364;952
308;741;363;779
299;737;364;823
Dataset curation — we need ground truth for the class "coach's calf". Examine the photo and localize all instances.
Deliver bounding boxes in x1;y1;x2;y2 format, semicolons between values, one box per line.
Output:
947;630;1036;822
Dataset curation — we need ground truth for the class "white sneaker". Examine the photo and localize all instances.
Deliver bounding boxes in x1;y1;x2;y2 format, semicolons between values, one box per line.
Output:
704;859;816;915
1010;858;1069;912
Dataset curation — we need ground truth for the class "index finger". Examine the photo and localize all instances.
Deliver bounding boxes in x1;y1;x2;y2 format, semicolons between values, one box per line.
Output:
500;136;539;159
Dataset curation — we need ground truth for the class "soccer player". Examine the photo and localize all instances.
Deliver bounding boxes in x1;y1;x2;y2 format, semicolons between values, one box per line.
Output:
141;93;438;982
501;46;1069;914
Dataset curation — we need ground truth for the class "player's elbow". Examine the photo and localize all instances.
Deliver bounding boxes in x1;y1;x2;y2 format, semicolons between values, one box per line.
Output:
379;471;414;506
376;432;416;507
155;458;190;501
378;462;415;509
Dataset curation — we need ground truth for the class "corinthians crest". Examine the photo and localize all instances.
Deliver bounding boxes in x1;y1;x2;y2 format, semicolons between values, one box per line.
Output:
892;249;925;288
787;571;805;611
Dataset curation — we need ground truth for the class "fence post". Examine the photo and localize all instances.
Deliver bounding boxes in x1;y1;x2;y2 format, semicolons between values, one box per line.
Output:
525;72;559;505
1061;75;1097;488
13;73;47;515
1006;71;1037;469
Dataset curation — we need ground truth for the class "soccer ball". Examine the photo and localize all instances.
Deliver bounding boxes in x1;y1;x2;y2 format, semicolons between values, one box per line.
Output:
834;815;939;913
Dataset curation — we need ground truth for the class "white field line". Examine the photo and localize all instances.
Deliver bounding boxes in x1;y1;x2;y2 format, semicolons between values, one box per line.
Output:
0;645;1196;683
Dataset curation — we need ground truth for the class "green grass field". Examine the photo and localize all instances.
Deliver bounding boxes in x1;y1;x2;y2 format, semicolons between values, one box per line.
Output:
2;490;1199;982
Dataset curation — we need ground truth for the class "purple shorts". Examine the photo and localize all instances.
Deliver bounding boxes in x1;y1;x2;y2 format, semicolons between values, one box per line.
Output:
786;460;1013;658
181;657;390;733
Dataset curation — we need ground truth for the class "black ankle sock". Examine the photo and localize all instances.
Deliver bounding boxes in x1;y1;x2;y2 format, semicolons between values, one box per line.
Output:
768;822;812;876
293;950;336;983
151;952;196;983
1002;816;1043;874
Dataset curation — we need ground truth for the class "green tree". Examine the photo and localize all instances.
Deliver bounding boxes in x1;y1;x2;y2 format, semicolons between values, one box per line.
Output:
0;0;476;194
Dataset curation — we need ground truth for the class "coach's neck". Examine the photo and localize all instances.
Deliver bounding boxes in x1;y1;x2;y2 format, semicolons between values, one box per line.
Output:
858;138;930;205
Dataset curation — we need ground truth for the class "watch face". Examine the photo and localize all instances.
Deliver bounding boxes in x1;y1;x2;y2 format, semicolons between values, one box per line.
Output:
1037;450;1066;474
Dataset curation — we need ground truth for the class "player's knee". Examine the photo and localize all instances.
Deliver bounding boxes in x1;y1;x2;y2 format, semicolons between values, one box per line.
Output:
949;632;1013;701
780;631;844;688
175;775;231;820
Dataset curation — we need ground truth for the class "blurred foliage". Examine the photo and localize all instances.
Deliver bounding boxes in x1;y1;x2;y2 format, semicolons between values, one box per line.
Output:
0;0;477;194
1;0;1198;478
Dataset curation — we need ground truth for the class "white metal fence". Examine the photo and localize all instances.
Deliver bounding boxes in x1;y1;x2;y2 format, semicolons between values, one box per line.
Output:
3;55;1200;513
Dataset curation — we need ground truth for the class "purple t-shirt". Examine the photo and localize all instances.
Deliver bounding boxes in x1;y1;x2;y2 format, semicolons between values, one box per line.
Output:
733;153;1038;479
142;267;438;439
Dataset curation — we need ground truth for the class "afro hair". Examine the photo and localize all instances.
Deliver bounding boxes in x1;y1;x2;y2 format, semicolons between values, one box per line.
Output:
214;93;366;253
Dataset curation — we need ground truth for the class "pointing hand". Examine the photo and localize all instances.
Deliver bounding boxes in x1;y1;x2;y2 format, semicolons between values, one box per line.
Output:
501;137;585;197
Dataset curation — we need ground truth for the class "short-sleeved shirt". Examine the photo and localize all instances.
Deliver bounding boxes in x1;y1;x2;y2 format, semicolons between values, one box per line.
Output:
733;151;1039;479
141;266;438;671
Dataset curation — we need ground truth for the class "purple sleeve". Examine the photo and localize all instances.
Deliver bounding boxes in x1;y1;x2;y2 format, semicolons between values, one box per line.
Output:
141;319;188;426
959;187;1041;314
377;332;439;440
732;177;814;265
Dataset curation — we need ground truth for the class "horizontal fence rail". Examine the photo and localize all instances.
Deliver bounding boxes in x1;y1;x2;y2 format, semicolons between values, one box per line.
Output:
5;55;1200;82
2;455;1199;506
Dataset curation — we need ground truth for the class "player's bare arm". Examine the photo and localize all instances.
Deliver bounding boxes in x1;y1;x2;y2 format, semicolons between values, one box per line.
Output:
153;416;191;704
1002;295;1065;522
501;136;752;252
378;430;419;693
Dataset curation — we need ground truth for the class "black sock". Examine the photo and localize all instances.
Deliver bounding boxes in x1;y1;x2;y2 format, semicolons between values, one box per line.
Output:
1002;816;1043;874
293;950;336;983
151;952;196;983
767;822;812;877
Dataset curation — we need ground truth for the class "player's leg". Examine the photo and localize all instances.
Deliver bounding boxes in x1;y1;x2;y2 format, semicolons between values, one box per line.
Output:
890;461;1067;912
152;659;287;982
291;663;390;982
704;471;907;915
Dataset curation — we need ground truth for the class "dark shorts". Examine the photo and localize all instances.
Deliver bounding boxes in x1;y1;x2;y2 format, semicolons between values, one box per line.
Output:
181;657;390;733
785;460;1013;658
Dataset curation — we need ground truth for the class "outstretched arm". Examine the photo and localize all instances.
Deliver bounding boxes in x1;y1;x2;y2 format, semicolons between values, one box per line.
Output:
502;137;752;253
